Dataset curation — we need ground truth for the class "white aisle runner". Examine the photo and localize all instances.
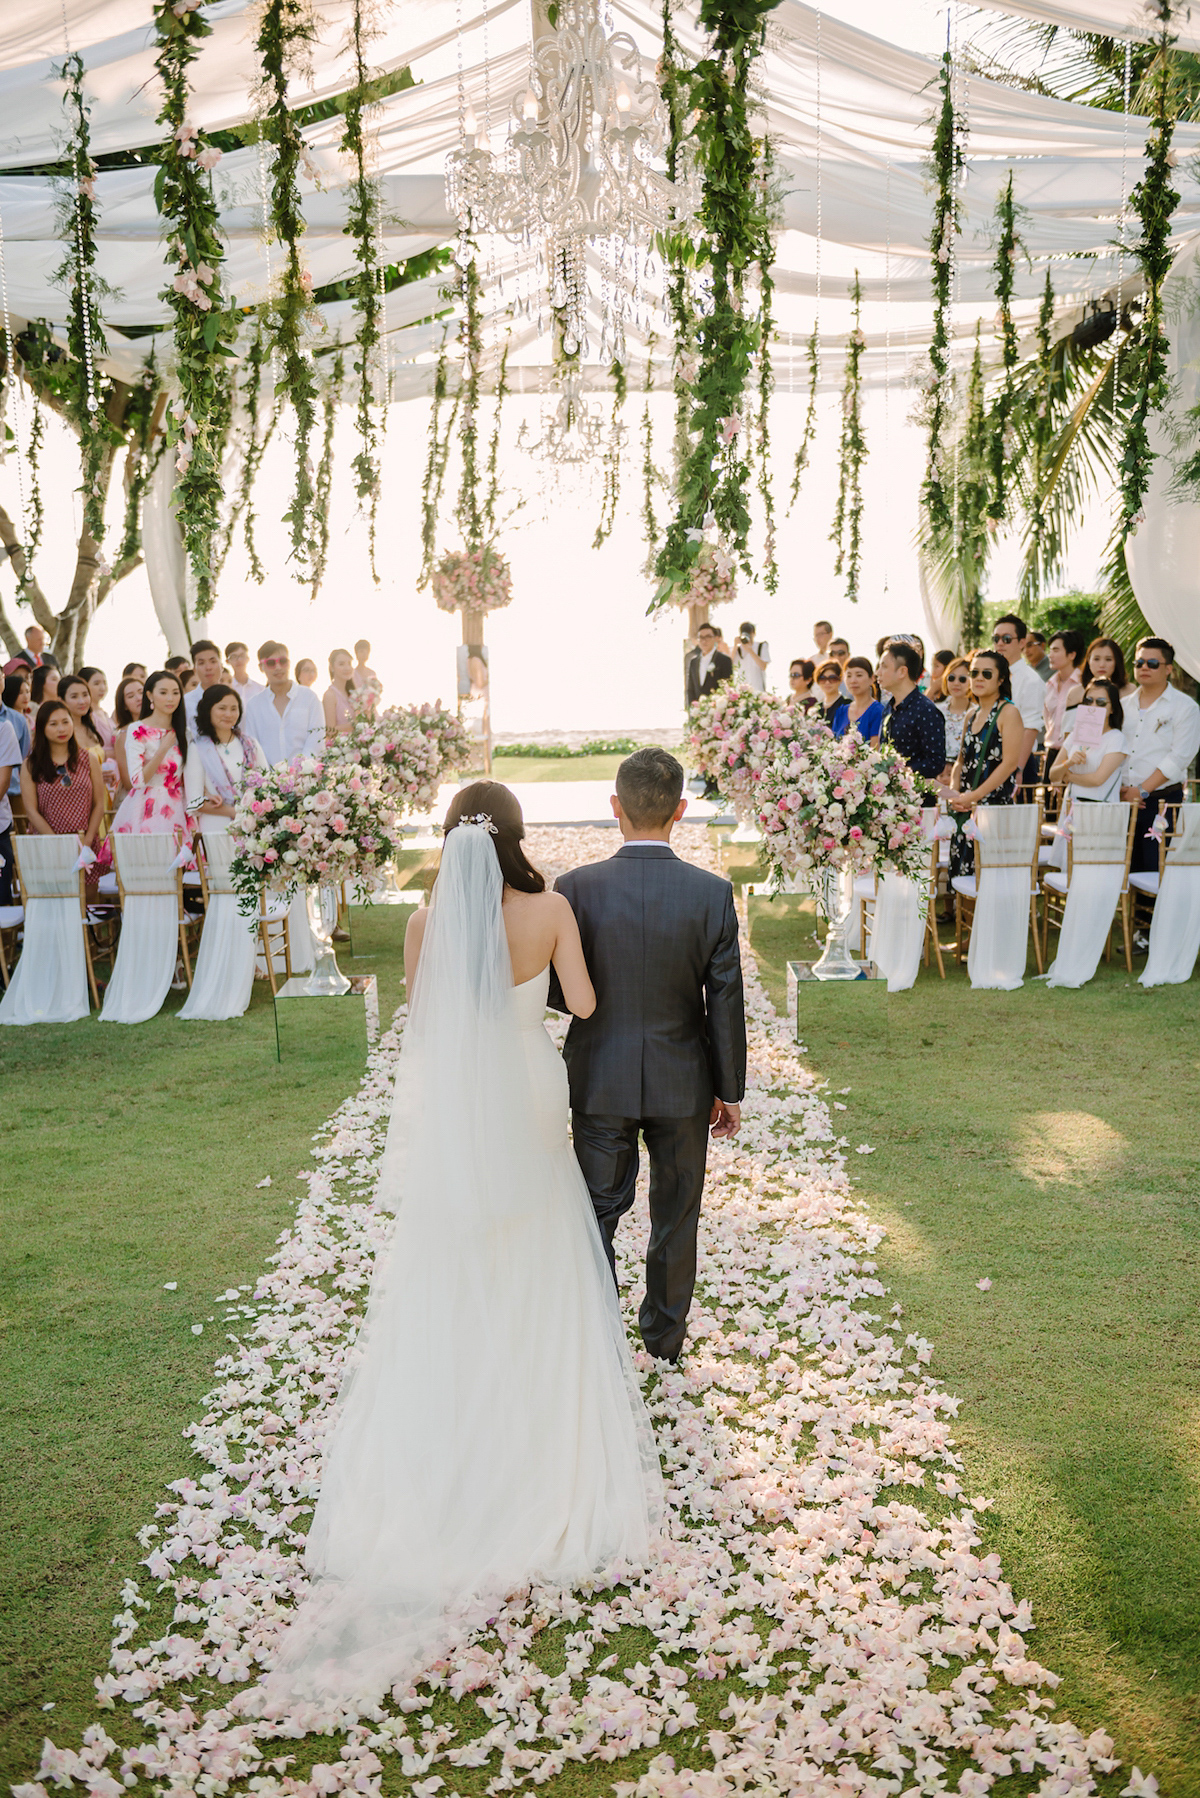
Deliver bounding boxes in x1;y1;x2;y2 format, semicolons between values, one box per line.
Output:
27;829;1131;1797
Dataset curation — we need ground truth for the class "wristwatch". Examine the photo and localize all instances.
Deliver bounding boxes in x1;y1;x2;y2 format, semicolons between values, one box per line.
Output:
1139;787;1150;802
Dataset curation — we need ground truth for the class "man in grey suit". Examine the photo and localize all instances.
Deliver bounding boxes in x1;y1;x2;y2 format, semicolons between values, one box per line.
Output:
549;749;747;1363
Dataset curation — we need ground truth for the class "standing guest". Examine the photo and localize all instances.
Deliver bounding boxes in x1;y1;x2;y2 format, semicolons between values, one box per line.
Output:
20;699;106;853
352;639;382;704
927;649;956;703
295;658;318;688
110;669;189;837
829;637;851;667
58;672;107;768
164;653;190;675
0;707;21;904
1024;630;1051;680
3;623;48;676
685;622;734;710
831;657;884;744
77;666;115;749
30;664;59;707
178;666;198;694
936;655;973;773
788;658;819;711
111;674;145;795
122;661;148;682
225;641;265;703
7;670;33;724
732;620;770;692
1041;629;1085;779
811;620;834;663
185;685;262;829
244;641;324;765
2;674;32;799
989;613;1047;793
944;650;1024;880
1118;637;1200;872
1065;636;1136;714
323;648;358;736
878;638;946;782
184;639;226;735
1047;679;1128;803
814;659;845;724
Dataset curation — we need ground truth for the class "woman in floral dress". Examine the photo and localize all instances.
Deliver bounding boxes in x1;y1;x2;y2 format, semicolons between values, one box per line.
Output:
110;669;189;840
944;651;1024;882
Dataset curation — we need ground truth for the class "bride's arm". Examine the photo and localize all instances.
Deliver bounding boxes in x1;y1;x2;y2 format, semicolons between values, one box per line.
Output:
549;894;596;1018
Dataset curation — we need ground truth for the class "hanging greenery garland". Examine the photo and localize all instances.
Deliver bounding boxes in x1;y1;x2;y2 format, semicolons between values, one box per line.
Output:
418;335;461;588
957;326;992;648
788;325;819;510
340;0;385;580
1120;21;1179;536
922;47;964;540
640;340;660;574
25;395;46;572
255;0;321;577
651;0;781;610
308;350;342;600
215;318;276;586
987;170;1021;525
1026;266;1057;592
755;140;778;594
153;0;241;613
55;53;111;545
116;363;166;574
482;339;509;546
593;357;627;550
660;0;699;500
453;250;485;552
830;273;867;602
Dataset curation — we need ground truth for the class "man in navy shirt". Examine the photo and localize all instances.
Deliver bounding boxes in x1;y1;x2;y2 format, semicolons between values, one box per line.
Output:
878;637;945;787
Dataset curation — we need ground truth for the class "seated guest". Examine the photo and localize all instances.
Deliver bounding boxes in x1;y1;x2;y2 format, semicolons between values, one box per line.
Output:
943;650;1024;880
831;657;884;744
829;637;851;667
244;641;324;765
30;664;59;706
184;639;226;736
813;659;845;724
0;708;19;905
185;685;263;830
57;672;107;766
936;655;973;773
788;658;818;711
878;637;946;781
1118;636;1200;872
927;649;955;703
112;674;144;795
77;666;115;749
1047;678;1128;803
20;698;107;857
225;641;264;702
122;661;148;682
2;673;31;798
1042;629;1085;780
323;647;358;736
111;669;189;838
294;658;318;688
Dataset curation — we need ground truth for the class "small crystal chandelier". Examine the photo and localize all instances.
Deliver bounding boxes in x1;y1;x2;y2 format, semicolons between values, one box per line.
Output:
516;364;622;470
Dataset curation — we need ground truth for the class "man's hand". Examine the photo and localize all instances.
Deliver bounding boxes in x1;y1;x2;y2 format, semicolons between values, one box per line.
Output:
1120;784;1144;806
710;1099;741;1139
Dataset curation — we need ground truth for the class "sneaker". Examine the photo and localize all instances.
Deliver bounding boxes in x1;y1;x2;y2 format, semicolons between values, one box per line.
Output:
1133;931;1149;953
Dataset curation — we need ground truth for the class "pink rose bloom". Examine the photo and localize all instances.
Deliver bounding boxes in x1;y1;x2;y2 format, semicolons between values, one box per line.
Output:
263;849;278;862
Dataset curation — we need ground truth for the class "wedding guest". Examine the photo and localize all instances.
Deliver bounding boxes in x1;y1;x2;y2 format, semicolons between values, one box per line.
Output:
811;620;834;662
1064;636;1136;717
1047;678;1128;803
122;661;148;682
295;658;318;688
945;650;1023;880
1041;629;1085;779
77;666;115;749
165;654;190;674
989;613;1047;792
225;641;265;703
733;620;770;693
2;674;31;798
936;655;973;773
30;664;59;706
111;669;189;838
179;666;198;694
788;658;818;711
244;641;324;765
3;623;48;677
814;659;845;724
829;637;851;668
1118;637;1200;872
20;698;106;853
184;639;225;735
323;648;358;736
352;639;382;696
685;623;734;710
878;638;946;781
6;670;32;723
57;673;107;773
831;657;883;744
927;649;956;703
185;685;262;830
1023;630;1051;680
0;708;20;904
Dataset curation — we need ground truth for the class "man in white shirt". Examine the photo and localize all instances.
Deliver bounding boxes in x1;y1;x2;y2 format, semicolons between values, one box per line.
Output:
1117;636;1200;872
990;613;1047;794
184;639;227;737
225;640;265;704
732;620;770;692
243;640;324;766
811;620;834;663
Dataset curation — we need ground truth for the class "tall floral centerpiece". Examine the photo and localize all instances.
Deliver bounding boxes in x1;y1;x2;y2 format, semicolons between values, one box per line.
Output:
431;545;513;617
328;701;472;819
687;686;813;841
229;755;404;994
754;725;929;979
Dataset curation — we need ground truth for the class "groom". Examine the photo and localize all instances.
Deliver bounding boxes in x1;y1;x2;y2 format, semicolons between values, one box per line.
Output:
549;748;746;1362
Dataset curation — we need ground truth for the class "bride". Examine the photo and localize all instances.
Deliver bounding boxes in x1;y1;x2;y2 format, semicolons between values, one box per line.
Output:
268;782;663;1711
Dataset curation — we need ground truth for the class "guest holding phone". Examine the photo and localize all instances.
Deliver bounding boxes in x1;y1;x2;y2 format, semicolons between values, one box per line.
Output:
1047;679;1128;803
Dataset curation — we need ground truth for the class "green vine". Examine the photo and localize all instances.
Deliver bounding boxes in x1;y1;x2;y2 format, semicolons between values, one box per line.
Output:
640;340;660;573
830;273;866;601
418;334;460;587
660;0;698;503
788;325;819;510
309;351;342;599
482;339;509;543
216;318;276;586
454;251;485;552
25;395;46;571
116;364;165;572
593;357;627;549
255;0;321;577
922;48;964;540
958;326;992;648
341;0;385;580
755;141;778;594
987;171;1021;524
1120;23;1179;534
54;53;111;543
1027;267;1057;592
651;0;781;609
153;0;241;612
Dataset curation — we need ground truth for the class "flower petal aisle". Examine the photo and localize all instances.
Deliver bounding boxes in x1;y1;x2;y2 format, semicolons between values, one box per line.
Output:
22;828;1132;1798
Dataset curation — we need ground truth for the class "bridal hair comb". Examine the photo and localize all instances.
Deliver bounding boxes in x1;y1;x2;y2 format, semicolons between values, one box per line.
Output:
460;813;498;835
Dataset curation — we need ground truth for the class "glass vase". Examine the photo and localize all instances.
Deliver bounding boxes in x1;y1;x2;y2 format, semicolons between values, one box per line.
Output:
298;883;351;996
811;863;862;980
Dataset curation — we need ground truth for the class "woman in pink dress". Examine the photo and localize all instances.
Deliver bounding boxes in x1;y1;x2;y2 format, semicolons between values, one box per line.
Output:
322;648;358;737
110;669;189;840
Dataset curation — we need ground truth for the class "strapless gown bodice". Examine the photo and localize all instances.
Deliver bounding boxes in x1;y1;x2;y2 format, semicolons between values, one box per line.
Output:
512;967;567;1148
513;965;551;1028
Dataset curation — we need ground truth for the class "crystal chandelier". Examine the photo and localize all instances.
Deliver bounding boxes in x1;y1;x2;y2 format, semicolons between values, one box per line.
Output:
446;0;672;368
516;365;623;470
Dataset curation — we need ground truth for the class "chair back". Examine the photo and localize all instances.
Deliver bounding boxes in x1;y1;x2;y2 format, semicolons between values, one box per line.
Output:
974;803;1040;870
14;833;83;899
1165;803;1200;868
199;831;237;898
113;831;183;898
1066;801;1133;868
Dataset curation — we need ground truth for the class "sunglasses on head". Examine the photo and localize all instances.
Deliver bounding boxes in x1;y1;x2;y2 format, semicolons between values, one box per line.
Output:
1135;656;1162;669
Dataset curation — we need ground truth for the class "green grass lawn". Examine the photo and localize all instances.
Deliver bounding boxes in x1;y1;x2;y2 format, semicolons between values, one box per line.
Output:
490;752;630;784
2;840;1198;1791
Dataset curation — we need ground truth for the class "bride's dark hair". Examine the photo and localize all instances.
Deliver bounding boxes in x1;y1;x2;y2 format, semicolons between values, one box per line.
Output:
443;781;545;894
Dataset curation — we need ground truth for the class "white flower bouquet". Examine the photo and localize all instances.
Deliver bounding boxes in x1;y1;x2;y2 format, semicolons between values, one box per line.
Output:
754;723;930;885
228;755;405;911
431;544;513;614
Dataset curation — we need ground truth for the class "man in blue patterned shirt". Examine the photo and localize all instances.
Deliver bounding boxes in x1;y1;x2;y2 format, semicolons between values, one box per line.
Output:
878;637;946;789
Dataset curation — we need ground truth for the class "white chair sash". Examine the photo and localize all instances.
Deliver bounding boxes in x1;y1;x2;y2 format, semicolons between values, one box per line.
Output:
869;874;924;992
966;807;1039;990
1043;803;1131;989
179;833;257;1021
1140;805;1200;987
100;835;181;1025
0;837;89;1026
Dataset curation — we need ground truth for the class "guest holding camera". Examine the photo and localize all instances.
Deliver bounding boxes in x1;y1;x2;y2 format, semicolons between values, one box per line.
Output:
733;621;770;693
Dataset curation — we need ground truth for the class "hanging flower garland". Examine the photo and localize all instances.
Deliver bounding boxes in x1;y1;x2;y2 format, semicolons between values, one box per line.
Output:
255;0;321;577
830;273;867;602
593;356;626;550
453;250;485;553
987;170;1022;526
481;338;508;546
660;0;699;504
1120;18;1179;536
54;53;110;545
788;324;819;509
922;47;964;540
340;0;385;580
115;362;166;574
651;0;781;610
153;0;241;614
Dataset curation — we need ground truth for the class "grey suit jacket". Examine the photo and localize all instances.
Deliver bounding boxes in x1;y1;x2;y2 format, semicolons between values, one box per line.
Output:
550;844;746;1118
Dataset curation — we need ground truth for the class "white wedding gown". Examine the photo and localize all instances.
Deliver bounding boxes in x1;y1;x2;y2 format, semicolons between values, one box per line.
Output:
268;824;662;1713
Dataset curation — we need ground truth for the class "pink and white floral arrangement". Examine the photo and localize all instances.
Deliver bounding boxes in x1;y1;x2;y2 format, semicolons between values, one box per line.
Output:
228;757;404;910
431;544;512;614
328;702;471;818
755;723;930;885
672;540;735;611
687;686;814;813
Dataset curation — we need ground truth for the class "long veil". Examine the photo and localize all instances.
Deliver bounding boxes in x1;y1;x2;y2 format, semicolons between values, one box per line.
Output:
268;823;661;1713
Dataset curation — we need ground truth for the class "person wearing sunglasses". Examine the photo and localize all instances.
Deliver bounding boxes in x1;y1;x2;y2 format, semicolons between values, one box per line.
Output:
943;651;1024;882
1117;637;1200;872
988;613;1047;796
787;658;819;711
813;659;845;725
1046;679;1128;803
934;655;973;774
242;640;325;768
